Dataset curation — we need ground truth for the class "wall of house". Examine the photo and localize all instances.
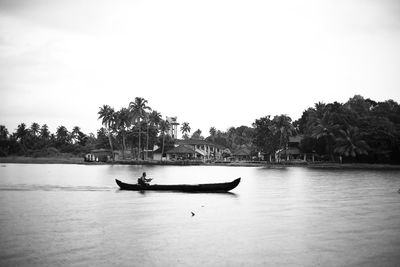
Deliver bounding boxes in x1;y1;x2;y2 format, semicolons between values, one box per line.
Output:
153;153;162;161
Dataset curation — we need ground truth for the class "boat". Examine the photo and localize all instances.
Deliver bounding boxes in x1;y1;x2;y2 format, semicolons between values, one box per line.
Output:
115;178;241;192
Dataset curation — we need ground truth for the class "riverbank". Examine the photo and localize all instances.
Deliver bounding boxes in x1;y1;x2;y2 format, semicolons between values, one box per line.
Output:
1;156;400;169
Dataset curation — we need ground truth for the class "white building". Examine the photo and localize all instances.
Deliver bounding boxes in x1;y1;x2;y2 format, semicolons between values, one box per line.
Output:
166;116;179;139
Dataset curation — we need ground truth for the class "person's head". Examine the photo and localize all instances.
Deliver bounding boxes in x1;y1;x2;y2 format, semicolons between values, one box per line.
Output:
142;172;146;177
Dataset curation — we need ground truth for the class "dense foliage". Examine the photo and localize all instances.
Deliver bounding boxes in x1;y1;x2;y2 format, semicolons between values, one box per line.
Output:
293;95;400;163
251;95;400;163
0;123;95;157
1;95;399;163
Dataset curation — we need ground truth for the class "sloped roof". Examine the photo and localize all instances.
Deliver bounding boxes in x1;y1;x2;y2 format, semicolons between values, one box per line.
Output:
176;139;224;149
91;149;120;154
166;145;196;154
177;139;209;145
288;135;304;143
153;147;162;153
232;147;251;156
276;147;301;155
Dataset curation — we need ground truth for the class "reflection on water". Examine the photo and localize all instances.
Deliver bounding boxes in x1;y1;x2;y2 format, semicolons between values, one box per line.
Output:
0;164;400;266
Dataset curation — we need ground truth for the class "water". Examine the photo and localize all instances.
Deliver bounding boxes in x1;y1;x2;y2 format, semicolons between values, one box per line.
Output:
0;164;400;266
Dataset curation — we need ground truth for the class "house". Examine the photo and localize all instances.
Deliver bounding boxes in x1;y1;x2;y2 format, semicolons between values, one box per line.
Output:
232;147;252;161
274;135;316;161
175;139;224;160
151;139;225;161
152;147;163;161
85;149;120;162
165;145;200;160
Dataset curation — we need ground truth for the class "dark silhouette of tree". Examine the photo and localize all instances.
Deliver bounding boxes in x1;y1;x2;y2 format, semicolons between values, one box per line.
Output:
159;120;170;159
129;97;151;160
98;105;115;160
114;108;131;159
180;122;191;140
30;123;40;137
191;129;203;140
334;126;370;158
0;125;8;140
40;124;50;140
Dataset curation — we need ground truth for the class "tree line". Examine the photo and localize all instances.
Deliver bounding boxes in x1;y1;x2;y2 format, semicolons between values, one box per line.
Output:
252;95;400;163
0;123;94;157
1;95;399;163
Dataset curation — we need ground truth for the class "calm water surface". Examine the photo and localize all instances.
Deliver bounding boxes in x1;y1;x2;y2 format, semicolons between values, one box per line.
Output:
0;164;399;266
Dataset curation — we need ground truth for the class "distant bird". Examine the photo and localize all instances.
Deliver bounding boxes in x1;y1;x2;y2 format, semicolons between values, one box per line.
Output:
191;211;195;216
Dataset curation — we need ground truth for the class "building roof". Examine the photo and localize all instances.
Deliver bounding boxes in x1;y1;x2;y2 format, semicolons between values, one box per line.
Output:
232;147;251;156
177;139;224;149
166;145;196;154
276;147;301;155
90;149;120;154
288;135;304;143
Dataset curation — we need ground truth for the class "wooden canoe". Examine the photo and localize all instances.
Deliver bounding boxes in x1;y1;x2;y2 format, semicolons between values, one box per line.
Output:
115;178;241;192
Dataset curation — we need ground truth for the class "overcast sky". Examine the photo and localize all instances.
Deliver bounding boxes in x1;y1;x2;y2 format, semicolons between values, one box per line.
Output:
1;0;400;136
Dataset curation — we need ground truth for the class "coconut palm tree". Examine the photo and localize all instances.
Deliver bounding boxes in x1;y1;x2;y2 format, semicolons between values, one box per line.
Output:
40;124;50;141
30;122;40;137
115;108;130;159
309;114;340;161
149;110;162;127
147;110;162;158
56;125;70;146
71;126;81;144
334;126;370;158
98;105;116;160
129;97;151;160
15;123;29;151
143;112;151;160
180;122;191;139
159;120;170;160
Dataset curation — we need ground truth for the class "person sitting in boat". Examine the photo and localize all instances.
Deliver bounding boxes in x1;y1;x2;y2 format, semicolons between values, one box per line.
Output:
138;172;152;186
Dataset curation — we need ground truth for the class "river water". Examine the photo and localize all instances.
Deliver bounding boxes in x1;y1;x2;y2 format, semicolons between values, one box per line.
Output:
0;164;399;266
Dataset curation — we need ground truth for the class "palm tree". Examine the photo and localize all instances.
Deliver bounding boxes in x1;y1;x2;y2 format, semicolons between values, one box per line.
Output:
40;124;50;140
334;126;370;158
30;122;40;137
56;126;70;146
72;126;81;144
309;114;340;161
147;110;162;157
98;105;116;160
143;112;153;160
16;123;29;151
129;97;151;160
159;120;170;160
180;122;191;139
149;110;162;127
115;108;130;159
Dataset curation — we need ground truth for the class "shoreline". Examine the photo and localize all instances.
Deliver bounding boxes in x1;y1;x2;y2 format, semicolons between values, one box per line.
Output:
1;156;400;170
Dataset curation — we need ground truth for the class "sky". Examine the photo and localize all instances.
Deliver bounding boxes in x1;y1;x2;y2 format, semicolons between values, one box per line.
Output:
1;0;400;137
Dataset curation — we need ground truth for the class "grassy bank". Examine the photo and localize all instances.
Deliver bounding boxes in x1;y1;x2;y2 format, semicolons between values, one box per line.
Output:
1;156;400;169
0;156;91;165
